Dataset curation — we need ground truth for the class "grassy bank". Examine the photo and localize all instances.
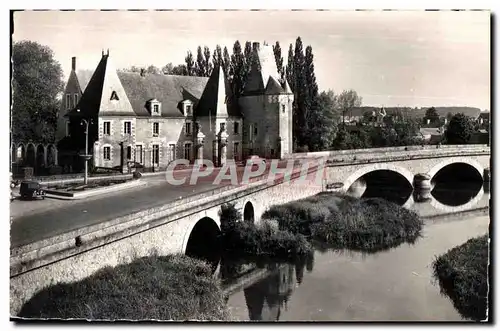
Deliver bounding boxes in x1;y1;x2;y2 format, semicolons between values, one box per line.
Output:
263;192;423;253
219;204;312;260
433;234;489;321
18;255;229;321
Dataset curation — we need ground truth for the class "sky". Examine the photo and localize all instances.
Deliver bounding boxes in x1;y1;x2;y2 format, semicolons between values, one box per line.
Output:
12;10;491;110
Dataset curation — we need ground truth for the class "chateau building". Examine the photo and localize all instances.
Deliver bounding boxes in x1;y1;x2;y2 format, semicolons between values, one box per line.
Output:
57;42;294;171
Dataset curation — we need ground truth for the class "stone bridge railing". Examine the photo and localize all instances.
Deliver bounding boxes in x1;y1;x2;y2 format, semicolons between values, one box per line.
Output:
287;144;489;160
10;162;321;277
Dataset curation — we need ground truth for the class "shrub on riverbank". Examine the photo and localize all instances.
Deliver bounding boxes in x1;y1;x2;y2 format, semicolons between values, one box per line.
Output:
432;234;489;321
263;193;423;253
18;255;229;321
219;204;312;260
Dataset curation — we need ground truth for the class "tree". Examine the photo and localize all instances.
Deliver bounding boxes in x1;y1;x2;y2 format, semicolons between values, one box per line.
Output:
203;46;213;77
162;63;188;76
304;45;319;122
306;90;338;151
146;65;160;74
293;37;307;147
230;40;245;97
185;51;195;76
337;90;362;125
222;46;231;78
424;106;440;126
444;113;475;144
12;41;64;144
212;45;223;70
285;43;295;92
272;41;284;81
195;46;205;76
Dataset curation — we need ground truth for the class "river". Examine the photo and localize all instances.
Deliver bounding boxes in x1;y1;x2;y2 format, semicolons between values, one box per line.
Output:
221;182;490;321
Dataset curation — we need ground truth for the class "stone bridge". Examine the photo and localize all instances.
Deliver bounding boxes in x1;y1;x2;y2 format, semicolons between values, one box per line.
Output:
10;145;490;316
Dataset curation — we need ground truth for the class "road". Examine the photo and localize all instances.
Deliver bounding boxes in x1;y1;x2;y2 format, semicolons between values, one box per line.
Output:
10;160;316;248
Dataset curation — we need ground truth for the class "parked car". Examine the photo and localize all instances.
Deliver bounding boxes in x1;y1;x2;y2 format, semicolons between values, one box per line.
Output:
245;155;267;167
20;181;46;200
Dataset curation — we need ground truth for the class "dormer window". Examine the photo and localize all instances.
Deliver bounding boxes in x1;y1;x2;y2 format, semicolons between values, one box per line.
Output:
181;100;193;117
110;91;119;101
148;99;161;116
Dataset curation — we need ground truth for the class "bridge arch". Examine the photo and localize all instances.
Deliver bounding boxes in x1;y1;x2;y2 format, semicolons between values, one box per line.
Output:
183;216;221;264
243;201;255;223
342;163;414;193
427;158;484;182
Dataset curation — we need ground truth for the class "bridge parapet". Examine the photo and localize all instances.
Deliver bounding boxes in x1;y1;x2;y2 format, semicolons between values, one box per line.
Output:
287;144;490;160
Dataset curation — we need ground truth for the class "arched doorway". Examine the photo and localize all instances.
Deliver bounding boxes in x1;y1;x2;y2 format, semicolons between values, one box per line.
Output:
26;144;35;167
243;201;255;223
47;144;56;166
185;217;221;272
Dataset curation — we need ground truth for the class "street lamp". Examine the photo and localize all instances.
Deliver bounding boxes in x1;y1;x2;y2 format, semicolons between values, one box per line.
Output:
76;109;93;185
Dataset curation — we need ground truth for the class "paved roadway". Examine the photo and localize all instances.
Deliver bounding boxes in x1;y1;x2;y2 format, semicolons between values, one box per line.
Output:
10;160;314;248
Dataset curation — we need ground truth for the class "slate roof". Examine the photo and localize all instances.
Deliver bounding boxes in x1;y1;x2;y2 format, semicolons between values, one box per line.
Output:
478;112;490;120
117;71;208;117
265;76;284;95
195;65;241;118
67;55;109;117
67;54;209;118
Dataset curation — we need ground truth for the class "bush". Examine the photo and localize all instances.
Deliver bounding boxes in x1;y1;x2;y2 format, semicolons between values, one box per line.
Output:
263;193;423;253
432;235;489;321
18;255;229;321
219;203;312;260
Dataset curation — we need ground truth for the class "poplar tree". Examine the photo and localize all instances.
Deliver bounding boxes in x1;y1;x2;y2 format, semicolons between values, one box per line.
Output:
222;46;231;78
272;41;284;81
195;46;205;76
203;46;213;77
293;37;307;147
185;51;195;76
230;40;245;97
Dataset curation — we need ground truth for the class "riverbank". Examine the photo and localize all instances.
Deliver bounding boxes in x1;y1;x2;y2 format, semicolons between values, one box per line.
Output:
15;196;488;321
433;234;489;321
17;255;229;320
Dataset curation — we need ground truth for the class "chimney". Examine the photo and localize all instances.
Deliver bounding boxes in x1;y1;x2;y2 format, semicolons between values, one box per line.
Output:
252;42;260;51
72;57;76;71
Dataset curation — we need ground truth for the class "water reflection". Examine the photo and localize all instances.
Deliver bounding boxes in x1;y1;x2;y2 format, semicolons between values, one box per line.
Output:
360;180;485;213
220;252;315;321
431;181;483;207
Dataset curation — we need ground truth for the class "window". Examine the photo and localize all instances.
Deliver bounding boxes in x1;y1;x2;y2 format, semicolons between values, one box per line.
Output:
234;122;239;135
152;144;159;164
185;104;192;116
153;104;159;114
103;121;111;135
234;142;240;160
253;124;258;136
74;94;79;107
168;144;176;162
66;94;71;109
110;91;119;101
126;146;132;160
153;122;159;136
124;121;131;135
65;121;70;136
103;147;111;160
220;122;226;132
185;122;192;135
135;145;143;163
282;104;286;113
184;143;192;161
